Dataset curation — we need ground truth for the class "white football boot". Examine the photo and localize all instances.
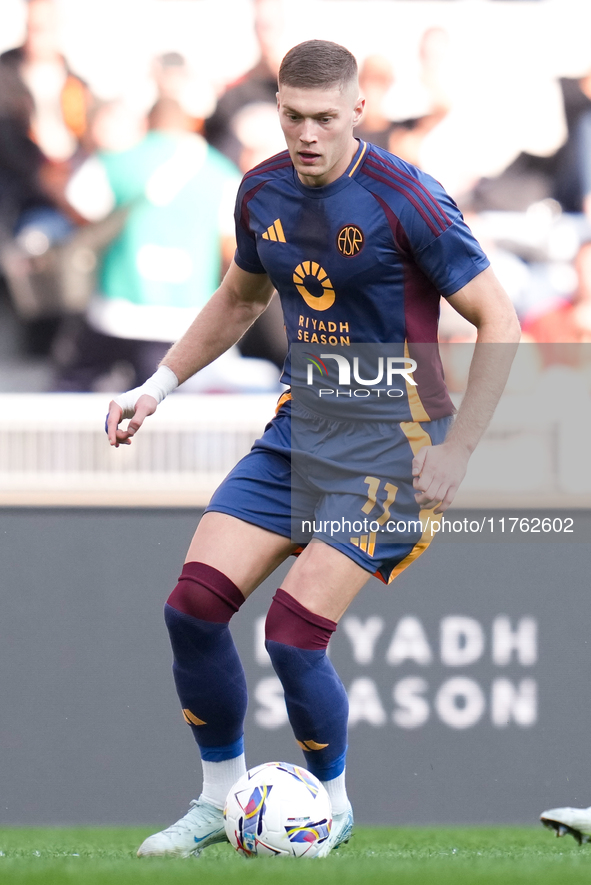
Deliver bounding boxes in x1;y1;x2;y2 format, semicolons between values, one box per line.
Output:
540;806;591;844
137;799;227;857
317;801;354;857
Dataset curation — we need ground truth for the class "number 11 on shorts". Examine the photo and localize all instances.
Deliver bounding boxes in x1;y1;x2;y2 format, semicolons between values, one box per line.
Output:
361;476;399;525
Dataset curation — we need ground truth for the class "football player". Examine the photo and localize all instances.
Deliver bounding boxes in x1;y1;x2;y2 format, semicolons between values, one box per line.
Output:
106;40;520;858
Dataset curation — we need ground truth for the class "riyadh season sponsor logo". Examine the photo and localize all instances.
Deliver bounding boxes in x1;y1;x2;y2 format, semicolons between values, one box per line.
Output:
252;614;538;732
304;351;417;398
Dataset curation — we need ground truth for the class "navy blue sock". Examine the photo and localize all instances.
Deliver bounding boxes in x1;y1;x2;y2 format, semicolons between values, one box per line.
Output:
266;640;348;779
164;563;247;761
265;589;348;780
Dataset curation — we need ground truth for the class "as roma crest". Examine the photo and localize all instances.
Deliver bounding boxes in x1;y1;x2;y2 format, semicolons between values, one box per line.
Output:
336;224;364;257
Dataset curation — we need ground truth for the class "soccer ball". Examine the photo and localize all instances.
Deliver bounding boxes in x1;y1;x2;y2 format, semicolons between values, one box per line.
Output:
224;761;332;857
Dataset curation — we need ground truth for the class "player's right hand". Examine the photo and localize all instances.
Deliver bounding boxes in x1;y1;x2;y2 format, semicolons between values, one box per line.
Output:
105;394;158;447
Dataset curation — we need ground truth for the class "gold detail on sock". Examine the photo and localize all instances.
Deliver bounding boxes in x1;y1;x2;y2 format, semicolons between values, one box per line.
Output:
182;708;207;726
297;739;330;751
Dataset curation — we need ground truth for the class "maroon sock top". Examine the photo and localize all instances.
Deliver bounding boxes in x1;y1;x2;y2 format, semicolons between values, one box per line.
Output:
167;561;245;623
265;587;337;650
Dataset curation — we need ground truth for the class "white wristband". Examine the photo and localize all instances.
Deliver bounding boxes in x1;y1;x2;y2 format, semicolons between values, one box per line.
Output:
113;366;179;418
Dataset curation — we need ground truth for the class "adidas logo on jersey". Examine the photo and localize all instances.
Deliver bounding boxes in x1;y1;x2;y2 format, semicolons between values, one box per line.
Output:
262;219;286;242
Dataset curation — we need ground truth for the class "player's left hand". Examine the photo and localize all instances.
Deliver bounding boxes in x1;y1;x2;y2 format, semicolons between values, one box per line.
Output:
412;442;470;514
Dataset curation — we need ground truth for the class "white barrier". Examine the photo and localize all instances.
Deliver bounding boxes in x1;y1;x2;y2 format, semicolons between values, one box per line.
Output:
0;391;590;507
0;393;278;506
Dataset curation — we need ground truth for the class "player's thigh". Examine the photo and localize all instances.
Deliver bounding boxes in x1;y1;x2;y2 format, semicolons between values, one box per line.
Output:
281;539;371;623
185;511;297;599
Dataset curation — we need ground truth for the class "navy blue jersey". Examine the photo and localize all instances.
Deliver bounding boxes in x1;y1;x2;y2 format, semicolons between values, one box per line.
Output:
234;140;490;421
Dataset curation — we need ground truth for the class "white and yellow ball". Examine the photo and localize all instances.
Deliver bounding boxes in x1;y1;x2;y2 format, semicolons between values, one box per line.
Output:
224;762;332;857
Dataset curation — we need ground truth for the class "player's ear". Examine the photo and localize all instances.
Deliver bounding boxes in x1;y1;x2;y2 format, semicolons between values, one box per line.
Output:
353;96;365;125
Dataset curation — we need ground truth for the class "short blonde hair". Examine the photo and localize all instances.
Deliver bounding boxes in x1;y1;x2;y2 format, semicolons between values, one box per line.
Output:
278;40;358;91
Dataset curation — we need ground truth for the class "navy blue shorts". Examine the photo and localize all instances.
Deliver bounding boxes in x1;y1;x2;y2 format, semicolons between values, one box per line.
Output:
206;399;452;584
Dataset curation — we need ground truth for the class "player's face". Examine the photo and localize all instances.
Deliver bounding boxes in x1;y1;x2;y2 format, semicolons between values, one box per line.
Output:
277;81;364;187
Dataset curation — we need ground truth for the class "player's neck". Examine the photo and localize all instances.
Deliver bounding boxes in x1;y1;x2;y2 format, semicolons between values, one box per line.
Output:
297;137;360;188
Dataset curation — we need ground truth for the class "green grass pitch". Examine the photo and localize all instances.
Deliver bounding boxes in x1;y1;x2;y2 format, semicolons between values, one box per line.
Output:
0;826;590;885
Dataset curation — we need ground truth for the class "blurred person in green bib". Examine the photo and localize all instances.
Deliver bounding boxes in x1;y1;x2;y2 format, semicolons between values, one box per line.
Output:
56;97;278;393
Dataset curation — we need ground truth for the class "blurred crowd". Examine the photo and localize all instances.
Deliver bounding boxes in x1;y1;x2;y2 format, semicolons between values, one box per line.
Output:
1;0;591;395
